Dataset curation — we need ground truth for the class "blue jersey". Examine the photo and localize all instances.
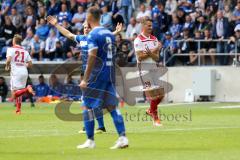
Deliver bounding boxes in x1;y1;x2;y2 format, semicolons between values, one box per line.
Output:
34;83;49;97
49;83;63;97
74;35;88;72
87;27;115;82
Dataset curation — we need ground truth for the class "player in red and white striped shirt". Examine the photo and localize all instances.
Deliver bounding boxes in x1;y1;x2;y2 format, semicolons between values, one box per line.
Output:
134;17;163;126
5;34;35;114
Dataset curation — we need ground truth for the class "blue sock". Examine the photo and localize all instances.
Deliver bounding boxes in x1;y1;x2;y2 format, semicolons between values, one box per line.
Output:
93;107;105;129
110;109;126;136
96;117;104;129
83;109;95;140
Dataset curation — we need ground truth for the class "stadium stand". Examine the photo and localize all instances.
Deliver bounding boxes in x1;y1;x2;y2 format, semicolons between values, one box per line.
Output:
1;0;240;102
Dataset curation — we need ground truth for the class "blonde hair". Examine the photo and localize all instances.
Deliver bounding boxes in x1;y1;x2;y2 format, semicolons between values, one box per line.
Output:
141;16;152;25
13;34;22;45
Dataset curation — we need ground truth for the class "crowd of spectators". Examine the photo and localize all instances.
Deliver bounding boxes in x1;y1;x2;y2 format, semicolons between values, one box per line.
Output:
1;0;240;66
0;77;8;102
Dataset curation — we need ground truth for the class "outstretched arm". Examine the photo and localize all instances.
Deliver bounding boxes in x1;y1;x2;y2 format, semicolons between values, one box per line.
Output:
47;16;76;40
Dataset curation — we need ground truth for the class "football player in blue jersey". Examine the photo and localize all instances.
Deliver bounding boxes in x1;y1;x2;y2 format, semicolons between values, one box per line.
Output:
78;7;128;149
47;16;123;137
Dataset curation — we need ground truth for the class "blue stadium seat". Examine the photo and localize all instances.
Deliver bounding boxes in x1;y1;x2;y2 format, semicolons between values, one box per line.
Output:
42;58;51;61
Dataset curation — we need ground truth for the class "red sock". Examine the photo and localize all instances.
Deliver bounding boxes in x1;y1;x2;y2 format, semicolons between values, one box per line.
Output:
150;98;161;113
15;88;28;98
16;96;22;113
149;98;161;120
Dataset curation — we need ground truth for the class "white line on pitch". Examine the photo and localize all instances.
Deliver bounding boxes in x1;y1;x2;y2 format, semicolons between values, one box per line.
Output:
212;106;240;109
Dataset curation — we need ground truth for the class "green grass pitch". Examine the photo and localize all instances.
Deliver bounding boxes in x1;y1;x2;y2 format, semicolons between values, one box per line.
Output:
0;102;240;160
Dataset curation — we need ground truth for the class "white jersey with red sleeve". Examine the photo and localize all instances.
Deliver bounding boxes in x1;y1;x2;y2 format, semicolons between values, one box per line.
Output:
6;45;32;90
134;33;159;63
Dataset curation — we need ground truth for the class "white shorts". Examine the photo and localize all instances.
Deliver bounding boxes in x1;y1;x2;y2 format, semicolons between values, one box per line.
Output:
10;74;28;91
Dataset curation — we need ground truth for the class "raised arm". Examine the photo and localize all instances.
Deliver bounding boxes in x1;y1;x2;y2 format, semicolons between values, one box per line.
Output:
112;23;123;35
47;16;75;41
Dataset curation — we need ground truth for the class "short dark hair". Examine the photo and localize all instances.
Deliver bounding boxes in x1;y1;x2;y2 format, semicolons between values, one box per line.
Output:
87;7;102;21
13;34;22;45
39;75;44;79
156;1;163;6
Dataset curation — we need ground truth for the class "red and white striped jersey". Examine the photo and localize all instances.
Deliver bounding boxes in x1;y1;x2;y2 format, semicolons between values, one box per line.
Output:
134;33;159;63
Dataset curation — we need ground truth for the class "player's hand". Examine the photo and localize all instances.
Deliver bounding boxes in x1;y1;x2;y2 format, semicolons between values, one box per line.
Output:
5;65;10;71
47;16;58;26
115;23;123;33
144;46;152;55
79;80;87;89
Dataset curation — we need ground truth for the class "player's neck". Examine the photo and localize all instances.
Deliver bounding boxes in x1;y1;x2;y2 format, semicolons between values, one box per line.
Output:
142;32;151;38
90;23;100;29
13;44;22;48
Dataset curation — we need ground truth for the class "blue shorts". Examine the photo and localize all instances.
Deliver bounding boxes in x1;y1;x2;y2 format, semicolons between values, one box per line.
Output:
82;81;118;109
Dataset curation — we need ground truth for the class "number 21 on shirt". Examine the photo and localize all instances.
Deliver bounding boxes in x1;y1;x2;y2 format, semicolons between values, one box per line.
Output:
14;50;24;63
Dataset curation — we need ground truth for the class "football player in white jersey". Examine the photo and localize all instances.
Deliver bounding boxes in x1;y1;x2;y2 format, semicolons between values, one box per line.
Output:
5;34;35;114
134;17;163;126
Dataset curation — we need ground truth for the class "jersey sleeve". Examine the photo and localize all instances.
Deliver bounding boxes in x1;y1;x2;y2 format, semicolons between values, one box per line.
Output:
6;47;13;58
87;32;98;52
134;38;144;52
74;35;84;43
